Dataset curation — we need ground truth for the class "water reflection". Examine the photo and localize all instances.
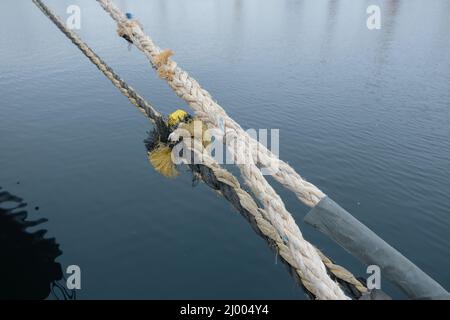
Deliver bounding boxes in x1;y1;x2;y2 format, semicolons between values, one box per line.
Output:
326;0;339;33
320;0;340;63
0;187;73;300
376;0;401;66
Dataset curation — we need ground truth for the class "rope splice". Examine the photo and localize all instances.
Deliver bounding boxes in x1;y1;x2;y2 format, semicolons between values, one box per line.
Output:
146;109;211;178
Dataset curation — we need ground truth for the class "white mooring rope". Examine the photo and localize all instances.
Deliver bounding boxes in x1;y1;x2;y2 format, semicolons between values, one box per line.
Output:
96;0;349;300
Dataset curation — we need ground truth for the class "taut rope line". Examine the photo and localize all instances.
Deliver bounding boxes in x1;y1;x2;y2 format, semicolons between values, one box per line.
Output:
33;0;450;300
96;0;348;299
181;138;367;296
32;0;169;142
33;0;365;299
96;0;324;208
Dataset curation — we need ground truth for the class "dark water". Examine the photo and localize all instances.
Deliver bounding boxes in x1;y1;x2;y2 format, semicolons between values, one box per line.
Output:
0;0;449;299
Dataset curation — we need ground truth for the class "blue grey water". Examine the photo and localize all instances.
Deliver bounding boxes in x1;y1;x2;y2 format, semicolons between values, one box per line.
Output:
0;0;449;299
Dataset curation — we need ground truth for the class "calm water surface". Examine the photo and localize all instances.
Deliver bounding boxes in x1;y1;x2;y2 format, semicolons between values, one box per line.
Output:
0;0;449;299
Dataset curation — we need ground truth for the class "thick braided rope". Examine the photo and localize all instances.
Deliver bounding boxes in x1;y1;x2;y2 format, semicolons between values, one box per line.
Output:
315;249;367;294
97;0;349;299
35;0;361;299
96;0;325;208
173;125;349;299
181;140;366;297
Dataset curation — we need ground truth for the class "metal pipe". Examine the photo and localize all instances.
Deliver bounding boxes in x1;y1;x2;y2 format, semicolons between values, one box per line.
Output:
304;196;450;300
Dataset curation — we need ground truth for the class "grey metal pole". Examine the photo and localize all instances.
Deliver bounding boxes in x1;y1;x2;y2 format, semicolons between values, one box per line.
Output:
304;196;450;300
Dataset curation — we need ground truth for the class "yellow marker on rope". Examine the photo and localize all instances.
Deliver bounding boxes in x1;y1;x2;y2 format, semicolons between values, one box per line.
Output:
167;109;189;127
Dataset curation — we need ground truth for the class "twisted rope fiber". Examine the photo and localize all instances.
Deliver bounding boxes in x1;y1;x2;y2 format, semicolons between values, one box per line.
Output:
97;0;348;299
179;137;367;296
34;0;365;298
97;0;324;208
32;0;169;140
172;124;350;299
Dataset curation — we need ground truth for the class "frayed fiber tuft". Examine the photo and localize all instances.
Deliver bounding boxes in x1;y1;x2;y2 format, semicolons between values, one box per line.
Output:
148;143;178;178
